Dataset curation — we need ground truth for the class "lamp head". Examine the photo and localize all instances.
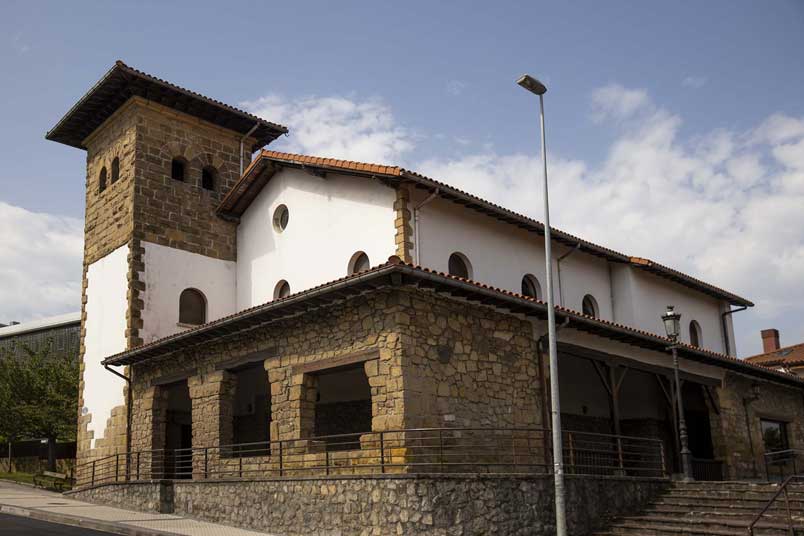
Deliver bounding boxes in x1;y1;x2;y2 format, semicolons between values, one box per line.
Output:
517;74;547;96
662;305;681;341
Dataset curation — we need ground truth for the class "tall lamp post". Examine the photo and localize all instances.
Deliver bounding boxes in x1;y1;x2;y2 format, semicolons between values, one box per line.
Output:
662;305;694;480
517;74;567;536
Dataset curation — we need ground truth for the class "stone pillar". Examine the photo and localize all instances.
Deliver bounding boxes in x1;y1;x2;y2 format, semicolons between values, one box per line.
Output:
188;371;235;479
129;385;168;480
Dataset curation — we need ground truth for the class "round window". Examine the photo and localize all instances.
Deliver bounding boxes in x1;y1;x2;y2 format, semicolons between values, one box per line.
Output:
273;204;289;232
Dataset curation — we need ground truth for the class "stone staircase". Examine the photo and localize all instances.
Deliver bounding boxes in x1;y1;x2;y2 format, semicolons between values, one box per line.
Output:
594;481;804;535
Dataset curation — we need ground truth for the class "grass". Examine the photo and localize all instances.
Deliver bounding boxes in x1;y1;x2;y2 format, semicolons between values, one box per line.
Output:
0;471;35;485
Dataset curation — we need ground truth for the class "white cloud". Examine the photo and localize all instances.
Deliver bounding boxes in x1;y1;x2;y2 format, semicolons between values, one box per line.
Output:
591;84;652;123
242;94;413;164
682;76;707;89
0;202;83;323
445;80;467;96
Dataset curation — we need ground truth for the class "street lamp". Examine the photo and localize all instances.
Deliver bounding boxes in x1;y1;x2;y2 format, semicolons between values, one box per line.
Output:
662;305;694;480
517;74;567;536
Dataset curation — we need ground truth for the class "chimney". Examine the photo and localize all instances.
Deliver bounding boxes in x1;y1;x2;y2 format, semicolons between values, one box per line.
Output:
761;329;781;353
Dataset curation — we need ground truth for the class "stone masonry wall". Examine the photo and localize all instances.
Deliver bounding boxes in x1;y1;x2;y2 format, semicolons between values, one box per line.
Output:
127;287;548;475
716;372;804;479
69;475;667;536
130;289;407;455
397;289;542;430
131;97;245;262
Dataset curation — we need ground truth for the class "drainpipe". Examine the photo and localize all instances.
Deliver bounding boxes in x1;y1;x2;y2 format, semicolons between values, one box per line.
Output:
412;188;440;265
721;305;748;357
104;363;132;477
239;123;260;176
556;244;580;307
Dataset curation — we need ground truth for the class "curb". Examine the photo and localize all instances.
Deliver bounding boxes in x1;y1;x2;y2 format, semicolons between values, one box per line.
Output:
0;504;176;536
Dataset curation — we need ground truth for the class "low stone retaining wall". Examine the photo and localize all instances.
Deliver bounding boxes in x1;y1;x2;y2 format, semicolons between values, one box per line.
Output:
69;474;667;535
66;480;172;513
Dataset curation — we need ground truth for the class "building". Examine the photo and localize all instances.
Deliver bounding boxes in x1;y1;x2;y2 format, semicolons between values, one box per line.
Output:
0;312;81;359
43;62;804;534
746;329;804;377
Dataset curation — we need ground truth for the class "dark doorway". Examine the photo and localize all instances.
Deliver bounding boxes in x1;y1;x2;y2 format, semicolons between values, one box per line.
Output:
163;380;192;479
232;363;270;456
313;364;372;450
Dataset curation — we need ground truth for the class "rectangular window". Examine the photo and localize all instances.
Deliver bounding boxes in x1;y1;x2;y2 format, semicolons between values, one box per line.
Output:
761;419;790;453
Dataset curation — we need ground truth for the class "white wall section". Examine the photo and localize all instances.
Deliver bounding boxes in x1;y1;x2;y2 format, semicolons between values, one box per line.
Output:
83;244;129;448
236;168;397;309
141;241;237;343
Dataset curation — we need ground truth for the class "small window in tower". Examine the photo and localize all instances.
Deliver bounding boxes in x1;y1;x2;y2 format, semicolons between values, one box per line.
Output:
171;158;186;182
521;274;542;300
98;167;107;194
273;204;289;232
448;252;472;279
274;280;291;300
582;294;599;318
348;251;371;275
111;158;120;184
179;288;206;326
201;166;216;191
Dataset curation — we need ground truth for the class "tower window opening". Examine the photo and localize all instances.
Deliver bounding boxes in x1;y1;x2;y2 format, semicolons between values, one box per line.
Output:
111;157;120;184
171;158;186;182
201;166;216;191
98;167;107;193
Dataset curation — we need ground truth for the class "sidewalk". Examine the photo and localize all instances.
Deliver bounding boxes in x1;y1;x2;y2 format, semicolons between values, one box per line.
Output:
0;480;276;536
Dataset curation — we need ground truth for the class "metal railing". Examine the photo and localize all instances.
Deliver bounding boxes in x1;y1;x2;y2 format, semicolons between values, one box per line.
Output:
765;449;803;482
74;427;666;488
691;458;725;481
747;475;804;535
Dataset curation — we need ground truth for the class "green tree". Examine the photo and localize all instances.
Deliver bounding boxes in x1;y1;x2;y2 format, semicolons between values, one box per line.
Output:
0;342;79;471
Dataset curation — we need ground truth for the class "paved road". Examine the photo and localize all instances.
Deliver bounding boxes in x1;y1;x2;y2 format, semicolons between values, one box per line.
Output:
0;512;114;535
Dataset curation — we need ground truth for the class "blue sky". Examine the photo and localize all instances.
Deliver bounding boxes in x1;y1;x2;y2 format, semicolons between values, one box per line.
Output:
2;1;804;356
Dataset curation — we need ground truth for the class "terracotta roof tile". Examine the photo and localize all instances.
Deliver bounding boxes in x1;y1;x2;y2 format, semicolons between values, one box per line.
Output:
745;342;804;368
102;258;798;387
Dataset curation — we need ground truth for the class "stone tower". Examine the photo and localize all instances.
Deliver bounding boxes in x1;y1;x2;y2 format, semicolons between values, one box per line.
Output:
46;61;286;463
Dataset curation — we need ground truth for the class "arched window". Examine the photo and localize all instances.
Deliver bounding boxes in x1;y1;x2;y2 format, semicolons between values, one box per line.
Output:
98;167;107;193
171;157;186;182
274;280;291;300
521;274;542;300
348;251;371;275
201;166;216;191
111;158;120;184
689;320;702;348
273;204;289;232
582;294;599;318
179;288;206;325
448;252;472;279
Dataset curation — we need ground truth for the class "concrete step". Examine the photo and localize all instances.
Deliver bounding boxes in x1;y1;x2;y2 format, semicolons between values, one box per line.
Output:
650;497;804;513
661;488;804;502
648;503;802;518
605;514;802;535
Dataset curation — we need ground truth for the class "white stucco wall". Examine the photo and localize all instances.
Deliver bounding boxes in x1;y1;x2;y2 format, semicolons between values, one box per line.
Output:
236;168;397;310
141;241;237;343
416;194;732;353
613;267;730;354
415;195;613;319
83;244;129;448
